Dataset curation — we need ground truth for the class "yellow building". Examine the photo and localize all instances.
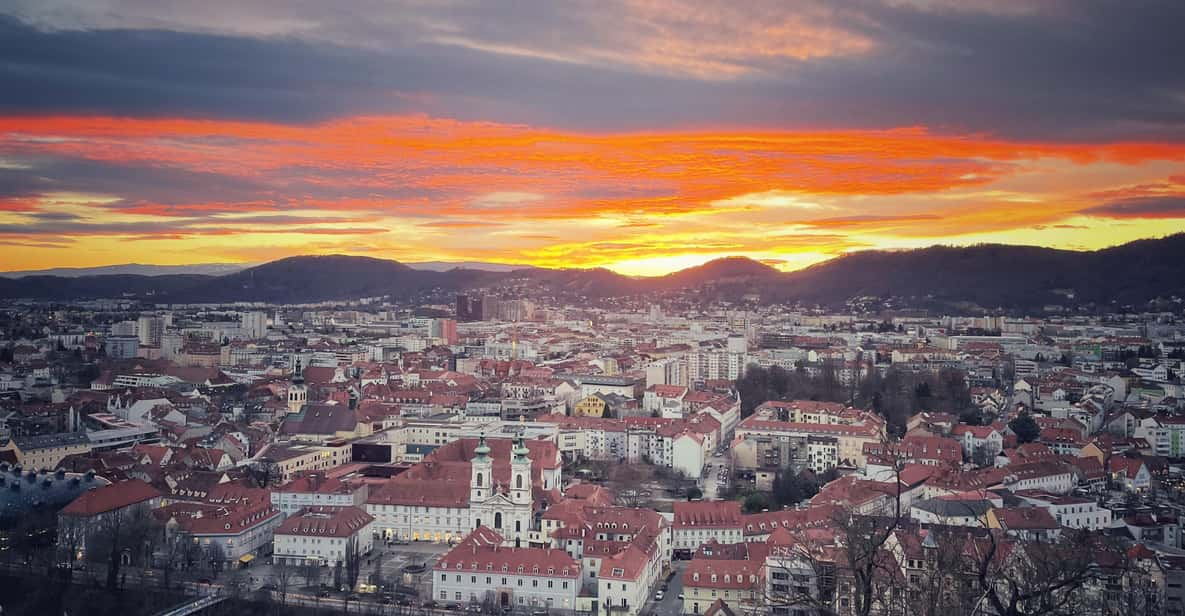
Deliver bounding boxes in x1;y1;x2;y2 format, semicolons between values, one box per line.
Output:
573;394;608;418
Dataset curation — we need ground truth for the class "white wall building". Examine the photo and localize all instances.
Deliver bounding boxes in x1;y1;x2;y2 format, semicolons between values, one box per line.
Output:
273;506;375;567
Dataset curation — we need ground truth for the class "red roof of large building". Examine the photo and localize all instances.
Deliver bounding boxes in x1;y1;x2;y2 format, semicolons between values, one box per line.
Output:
683;559;764;589
436;527;580;578
60;479;160;517
673;501;742;529
275;506;373;537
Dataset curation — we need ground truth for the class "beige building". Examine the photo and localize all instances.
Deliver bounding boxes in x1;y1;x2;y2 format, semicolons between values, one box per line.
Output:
257;441;353;483
3;432;92;470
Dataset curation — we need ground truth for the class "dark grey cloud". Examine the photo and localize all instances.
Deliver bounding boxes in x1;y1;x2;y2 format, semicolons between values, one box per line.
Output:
1;2;1184;140
1081;195;1185;218
0;154;267;204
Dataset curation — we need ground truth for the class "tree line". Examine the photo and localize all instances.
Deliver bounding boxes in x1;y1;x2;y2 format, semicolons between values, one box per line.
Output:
736;363;982;436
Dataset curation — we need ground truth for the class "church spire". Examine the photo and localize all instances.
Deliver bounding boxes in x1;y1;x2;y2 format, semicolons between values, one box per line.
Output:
474;432;491;460
512;432;529;464
292;357;305;385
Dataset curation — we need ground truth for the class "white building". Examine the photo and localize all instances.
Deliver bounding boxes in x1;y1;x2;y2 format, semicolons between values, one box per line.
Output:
434;527;581;611
671;501;743;552
273;506;375;567
1015;491;1112;531
271;474;369;516
241;311;268;339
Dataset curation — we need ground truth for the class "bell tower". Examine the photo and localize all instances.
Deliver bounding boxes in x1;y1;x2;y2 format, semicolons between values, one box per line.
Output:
510;433;532;506
287;358;307;413
470;433;493;506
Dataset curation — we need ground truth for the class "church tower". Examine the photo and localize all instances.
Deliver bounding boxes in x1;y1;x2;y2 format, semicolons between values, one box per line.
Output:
287;358;307;414
510;433;532;506
470;433;493;507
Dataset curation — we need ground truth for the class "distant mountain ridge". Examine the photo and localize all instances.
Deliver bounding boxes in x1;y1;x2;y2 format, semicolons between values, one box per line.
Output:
1;235;1183;311
404;261;535;272
0;262;252;278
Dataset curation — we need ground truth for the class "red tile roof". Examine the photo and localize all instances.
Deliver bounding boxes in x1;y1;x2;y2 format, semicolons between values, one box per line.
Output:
437;527;580;578
683;559;764;589
673;501;742;528
275;506;373;537
60;479;160;517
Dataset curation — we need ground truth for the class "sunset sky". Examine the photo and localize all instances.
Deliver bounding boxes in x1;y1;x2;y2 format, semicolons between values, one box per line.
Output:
1;1;1184;276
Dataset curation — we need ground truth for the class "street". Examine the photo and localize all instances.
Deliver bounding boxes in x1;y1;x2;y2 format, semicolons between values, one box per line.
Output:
701;452;731;501
645;560;687;616
232;540;450;596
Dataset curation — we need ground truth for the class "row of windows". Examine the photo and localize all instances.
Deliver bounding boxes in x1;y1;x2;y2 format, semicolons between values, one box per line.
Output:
442;574;570;590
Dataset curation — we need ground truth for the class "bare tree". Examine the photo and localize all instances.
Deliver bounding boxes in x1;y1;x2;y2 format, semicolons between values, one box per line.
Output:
345;534;364;591
275;559;294;606
206;541;226;578
965;528;1103;616
158;530;189;590
895;526;969;616
56;514;87;565
248;457;282;488
765;435;906;616
373;551;386;590
481;590;500;615
303;559;323;589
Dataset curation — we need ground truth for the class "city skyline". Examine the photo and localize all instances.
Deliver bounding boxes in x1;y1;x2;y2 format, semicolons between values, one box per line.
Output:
2;1;1185;275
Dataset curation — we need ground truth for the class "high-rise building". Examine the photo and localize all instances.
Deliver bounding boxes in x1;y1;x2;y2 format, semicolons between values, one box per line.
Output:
431;318;458;345
105;336;140;359
481;295;499;321
456;294;481;322
241;311;268;339
137;316;164;348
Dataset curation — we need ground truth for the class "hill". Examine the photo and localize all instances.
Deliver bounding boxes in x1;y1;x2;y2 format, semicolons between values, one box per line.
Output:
765;234;1185;310
0;262;250;278
1;235;1183;311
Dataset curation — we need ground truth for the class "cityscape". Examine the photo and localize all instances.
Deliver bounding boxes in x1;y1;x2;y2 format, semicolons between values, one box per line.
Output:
2;2;1185;616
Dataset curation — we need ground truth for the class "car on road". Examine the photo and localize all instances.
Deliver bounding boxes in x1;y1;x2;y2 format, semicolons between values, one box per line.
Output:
655;590;665;601
677;594;684;600
422;600;439;609
317;590;331;598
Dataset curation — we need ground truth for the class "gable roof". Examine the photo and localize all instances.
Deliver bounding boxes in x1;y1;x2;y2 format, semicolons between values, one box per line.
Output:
60;478;160;516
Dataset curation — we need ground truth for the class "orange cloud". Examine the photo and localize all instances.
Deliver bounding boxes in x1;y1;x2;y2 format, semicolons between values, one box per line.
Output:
2;114;1185;273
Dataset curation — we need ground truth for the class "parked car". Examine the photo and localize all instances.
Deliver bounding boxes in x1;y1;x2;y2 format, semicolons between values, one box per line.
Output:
655;591;665;601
